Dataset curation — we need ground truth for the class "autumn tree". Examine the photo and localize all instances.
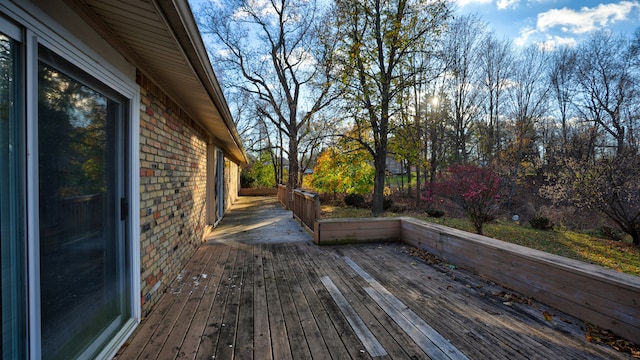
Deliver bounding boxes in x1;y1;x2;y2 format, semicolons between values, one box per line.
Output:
198;0;339;189
311;146;374;197
542;149;640;246
434;164;502;235
241;152;276;188
502;46;550;207
333;0;451;215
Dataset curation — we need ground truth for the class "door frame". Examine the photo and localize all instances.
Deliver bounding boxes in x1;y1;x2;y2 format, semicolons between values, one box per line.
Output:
0;2;141;358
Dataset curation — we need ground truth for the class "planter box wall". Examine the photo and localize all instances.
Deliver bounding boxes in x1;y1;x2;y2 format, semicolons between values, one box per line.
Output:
314;218;401;245
315;216;640;345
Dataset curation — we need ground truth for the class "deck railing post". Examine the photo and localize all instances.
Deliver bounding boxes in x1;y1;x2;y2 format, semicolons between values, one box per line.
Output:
290;188;320;233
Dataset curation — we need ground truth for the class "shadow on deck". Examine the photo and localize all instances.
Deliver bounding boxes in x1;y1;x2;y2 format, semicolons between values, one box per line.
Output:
116;196;626;359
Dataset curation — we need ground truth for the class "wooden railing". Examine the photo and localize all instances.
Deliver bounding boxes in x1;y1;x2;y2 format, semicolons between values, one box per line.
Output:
292;189;320;233
277;184;321;233
277;184;291;209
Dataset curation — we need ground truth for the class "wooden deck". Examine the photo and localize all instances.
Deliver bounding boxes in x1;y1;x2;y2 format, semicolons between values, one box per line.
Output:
116;197;628;359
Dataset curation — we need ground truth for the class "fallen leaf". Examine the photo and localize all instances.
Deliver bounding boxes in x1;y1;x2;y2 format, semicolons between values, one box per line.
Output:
543;311;553;321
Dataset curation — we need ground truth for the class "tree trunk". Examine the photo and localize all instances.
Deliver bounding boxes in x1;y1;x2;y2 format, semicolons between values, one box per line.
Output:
371;148;387;216
288;131;299;189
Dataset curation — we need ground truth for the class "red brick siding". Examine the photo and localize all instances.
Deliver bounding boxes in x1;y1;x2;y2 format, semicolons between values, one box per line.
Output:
137;71;209;315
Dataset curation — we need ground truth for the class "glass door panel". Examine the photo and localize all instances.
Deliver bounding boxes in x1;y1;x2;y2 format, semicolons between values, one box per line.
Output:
38;46;127;360
0;32;25;360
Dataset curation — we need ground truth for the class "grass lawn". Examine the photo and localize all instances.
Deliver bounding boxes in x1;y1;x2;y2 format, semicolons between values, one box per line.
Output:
320;204;640;276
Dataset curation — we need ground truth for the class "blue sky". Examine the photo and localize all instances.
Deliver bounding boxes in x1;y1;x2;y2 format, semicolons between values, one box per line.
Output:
454;0;640;48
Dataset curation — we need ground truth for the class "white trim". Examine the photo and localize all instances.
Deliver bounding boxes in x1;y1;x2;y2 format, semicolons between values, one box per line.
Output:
25;28;41;360
129;89;141;323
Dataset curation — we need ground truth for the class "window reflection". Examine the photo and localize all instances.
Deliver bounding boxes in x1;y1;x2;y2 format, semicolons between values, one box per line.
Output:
0;33;24;360
38;47;125;360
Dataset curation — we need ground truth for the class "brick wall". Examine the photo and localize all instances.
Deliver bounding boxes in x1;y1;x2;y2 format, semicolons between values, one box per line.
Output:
137;71;210;315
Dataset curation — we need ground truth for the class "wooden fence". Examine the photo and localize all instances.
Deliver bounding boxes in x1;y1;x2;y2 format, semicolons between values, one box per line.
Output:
277;184;321;233
314;216;640;345
277;184;291;209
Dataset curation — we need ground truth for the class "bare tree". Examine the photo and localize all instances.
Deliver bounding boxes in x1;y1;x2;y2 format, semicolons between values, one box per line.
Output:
549;46;577;147
441;14;487;163
574;31;637;155
478;34;513;164
198;0;339;189
333;0;451;215
503;45;550;208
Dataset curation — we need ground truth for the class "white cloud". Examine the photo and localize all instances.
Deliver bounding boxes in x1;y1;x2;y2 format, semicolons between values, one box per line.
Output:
537;35;577;51
497;0;519;10
515;26;537;46
537;1;640;34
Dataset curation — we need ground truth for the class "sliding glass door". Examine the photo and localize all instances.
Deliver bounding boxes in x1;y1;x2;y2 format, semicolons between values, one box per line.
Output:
37;46;130;360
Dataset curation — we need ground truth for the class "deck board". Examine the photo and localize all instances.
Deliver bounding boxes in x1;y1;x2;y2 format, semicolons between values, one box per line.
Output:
178;245;231;360
117;196;630;360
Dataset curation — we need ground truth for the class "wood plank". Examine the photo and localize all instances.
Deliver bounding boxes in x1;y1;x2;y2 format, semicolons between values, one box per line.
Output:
309;247;425;359
156;246;221;360
194;246;241;360
273;244;329;357
234;244;257;359
119;246;211;359
252;245;272;359
343;256;469;360
214;245;247;360
271;244;313;360
262;244;293;360
320;276;387;357
362;243;590;355
177;245;232;359
285;244;372;360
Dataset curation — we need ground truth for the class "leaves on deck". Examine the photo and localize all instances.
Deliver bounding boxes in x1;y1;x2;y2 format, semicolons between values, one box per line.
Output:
585;323;640;358
492;290;536;307
408;247;443;265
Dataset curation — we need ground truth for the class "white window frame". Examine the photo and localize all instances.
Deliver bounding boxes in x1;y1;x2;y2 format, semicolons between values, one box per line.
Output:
0;2;141;359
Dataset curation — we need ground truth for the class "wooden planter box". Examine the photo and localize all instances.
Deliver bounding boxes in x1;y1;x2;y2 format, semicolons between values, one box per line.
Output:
314;217;402;245
314;216;640;345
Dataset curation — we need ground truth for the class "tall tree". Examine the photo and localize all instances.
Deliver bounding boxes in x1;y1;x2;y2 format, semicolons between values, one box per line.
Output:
198;0;339;189
549;46;577;147
441;14;487;163
502;46;550;208
478;34;513;164
574;31;637;155
334;0;451;215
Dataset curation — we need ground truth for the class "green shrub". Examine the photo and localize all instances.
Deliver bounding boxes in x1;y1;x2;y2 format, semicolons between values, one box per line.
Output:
344;193;365;208
529;216;553;230
426;208;445;218
596;225;624;241
383;197;393;210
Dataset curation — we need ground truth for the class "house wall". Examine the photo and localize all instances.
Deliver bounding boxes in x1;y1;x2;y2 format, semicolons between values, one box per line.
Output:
137;71;212;314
